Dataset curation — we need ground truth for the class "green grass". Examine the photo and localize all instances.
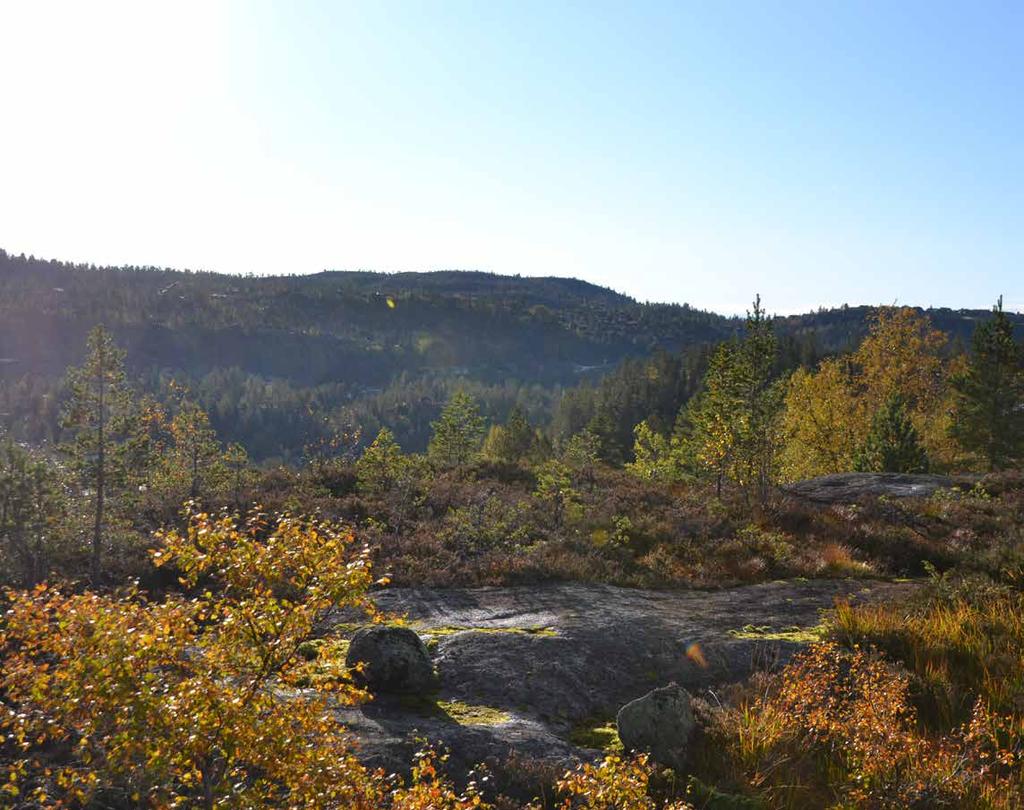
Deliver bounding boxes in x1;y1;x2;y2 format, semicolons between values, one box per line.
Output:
830;582;1024;727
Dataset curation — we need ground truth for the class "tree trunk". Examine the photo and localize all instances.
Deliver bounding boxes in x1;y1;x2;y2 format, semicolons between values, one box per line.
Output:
191;445;200;500
92;362;106;588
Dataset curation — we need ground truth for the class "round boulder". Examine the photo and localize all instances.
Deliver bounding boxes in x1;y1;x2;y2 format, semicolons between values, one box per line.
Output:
615;684;696;771
346;625;438;694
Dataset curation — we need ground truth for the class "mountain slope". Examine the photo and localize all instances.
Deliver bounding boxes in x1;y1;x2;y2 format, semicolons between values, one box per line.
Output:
1;248;1019;460
0;250;735;387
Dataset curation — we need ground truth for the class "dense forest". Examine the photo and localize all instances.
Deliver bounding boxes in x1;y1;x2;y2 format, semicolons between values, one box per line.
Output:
2;248;1020;462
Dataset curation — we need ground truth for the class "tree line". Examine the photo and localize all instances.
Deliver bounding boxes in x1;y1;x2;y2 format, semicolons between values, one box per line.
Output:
628;297;1024;503
3;297;1022;587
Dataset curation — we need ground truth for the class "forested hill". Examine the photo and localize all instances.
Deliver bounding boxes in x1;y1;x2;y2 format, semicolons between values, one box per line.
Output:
1;248;1019;461
0;250;735;386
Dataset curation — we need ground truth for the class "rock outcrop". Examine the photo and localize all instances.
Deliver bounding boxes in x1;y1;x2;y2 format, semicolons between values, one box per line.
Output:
782;472;971;504
346;625;438;694
324;579;916;795
616;684;696;771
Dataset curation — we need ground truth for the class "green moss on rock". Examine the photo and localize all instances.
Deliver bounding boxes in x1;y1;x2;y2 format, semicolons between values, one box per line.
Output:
569;718;623;752
726;622;827;643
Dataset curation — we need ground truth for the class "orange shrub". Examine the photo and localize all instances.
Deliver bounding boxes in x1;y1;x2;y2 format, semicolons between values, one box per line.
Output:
0;508;486;809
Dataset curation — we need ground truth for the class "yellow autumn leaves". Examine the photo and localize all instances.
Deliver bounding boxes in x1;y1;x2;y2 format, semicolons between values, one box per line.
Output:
779;307;966;481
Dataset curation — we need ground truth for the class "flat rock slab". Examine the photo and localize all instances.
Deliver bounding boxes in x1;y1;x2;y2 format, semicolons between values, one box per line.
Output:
330;579;915;788
782;472;973;504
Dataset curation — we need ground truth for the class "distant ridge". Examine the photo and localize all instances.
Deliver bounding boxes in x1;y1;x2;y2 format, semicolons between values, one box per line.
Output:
310;269;635;307
1;245;1019;389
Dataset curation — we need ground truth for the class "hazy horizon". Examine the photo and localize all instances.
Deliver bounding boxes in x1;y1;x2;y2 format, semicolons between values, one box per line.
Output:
1;1;1020;314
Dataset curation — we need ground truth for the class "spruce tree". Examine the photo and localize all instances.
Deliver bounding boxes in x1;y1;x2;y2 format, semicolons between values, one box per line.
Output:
561;428;601;491
677;341;744;497
950;297;1024;470
62;326;135;585
681;296;784;503
357;427;407;494
168;399;222;500
482;405;535;463
0;438;64;586
735;295;786;504
854;393;929;473
427;391;486;470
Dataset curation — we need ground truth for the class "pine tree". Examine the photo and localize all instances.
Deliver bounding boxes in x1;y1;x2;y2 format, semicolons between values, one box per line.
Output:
533;458;580;527
222;442;255;509
358;427;426;533
427;391;486;470
482;405;536;463
561;428;601;491
854;393;929;473
357;427;407;494
158;395;222;501
950;297;1024;470
734;295;787;504
681;296;785;503
61;326;135;585
0;438;64;586
678;342;744;497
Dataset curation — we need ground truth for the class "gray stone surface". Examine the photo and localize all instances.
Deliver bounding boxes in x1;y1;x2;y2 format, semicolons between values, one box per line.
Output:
616;684;696;771
782;472;971;504
346;625;438;694
327;578;916;792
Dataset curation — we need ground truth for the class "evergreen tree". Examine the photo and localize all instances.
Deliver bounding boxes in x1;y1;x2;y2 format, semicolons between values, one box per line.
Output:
427;391;486;470
681;297;784;503
222;442;255;510
0;438;64;586
950;297;1024;470
61;326;135;585
481;405;536;463
533;458;580;527
734;295;787;504
561;428;601;491
167;399;222;500
585;406;623;464
854;393;929;473
677;342;744;497
357;428;407;494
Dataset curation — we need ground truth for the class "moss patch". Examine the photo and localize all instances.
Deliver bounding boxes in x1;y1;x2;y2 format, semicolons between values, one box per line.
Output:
569;718;623;753
396;694;511;725
438;700;512;725
726;622;827;643
284;637;351;688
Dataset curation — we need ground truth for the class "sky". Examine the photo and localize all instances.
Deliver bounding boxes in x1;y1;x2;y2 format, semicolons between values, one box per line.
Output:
0;1;1021;314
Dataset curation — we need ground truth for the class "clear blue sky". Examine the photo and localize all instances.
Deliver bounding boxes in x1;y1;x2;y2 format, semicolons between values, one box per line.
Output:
1;1;1020;313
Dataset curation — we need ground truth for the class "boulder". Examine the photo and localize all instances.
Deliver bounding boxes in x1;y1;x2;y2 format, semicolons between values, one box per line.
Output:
346;625;438;694
615;684;695;771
